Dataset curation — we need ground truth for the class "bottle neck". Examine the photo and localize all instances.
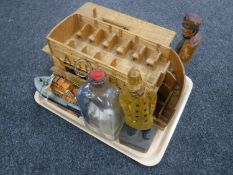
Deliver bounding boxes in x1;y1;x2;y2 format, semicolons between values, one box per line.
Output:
89;77;108;89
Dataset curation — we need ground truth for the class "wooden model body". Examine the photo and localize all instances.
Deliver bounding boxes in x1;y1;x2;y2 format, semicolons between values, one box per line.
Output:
42;2;186;129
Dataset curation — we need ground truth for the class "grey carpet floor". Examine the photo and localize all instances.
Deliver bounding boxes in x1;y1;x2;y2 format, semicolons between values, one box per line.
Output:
0;0;232;174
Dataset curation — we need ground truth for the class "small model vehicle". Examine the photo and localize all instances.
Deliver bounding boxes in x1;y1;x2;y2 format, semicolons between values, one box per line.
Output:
34;75;80;116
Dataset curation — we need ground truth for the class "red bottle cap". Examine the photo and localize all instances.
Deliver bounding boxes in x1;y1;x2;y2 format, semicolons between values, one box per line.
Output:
89;69;106;81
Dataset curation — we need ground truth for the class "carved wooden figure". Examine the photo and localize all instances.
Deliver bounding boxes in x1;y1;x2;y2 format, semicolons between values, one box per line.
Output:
175;13;202;64
119;67;157;152
120;67;156;132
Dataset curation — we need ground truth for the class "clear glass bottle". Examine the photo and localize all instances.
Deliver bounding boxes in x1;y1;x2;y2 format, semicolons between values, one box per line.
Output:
77;69;123;140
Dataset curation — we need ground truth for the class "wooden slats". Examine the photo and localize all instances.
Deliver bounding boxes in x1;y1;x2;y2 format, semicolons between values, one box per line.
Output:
153;70;177;129
158;84;172;102
164;71;177;91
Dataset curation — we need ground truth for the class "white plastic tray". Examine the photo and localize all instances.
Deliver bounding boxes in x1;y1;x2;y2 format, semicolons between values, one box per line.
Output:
34;76;193;166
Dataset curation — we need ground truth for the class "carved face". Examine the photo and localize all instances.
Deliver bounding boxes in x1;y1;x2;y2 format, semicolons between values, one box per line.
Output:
130;85;145;96
182;13;202;39
182;22;197;39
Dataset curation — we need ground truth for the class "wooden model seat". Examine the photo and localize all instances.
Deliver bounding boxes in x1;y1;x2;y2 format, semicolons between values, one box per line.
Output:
132;45;147;61
89;29;105;45
77;23;93;40
116;40;134;55
146;51;162;66
102;33;118;50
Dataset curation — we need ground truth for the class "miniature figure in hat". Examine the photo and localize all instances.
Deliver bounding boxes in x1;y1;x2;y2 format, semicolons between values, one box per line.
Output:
175;13;202;64
119;67;157;152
